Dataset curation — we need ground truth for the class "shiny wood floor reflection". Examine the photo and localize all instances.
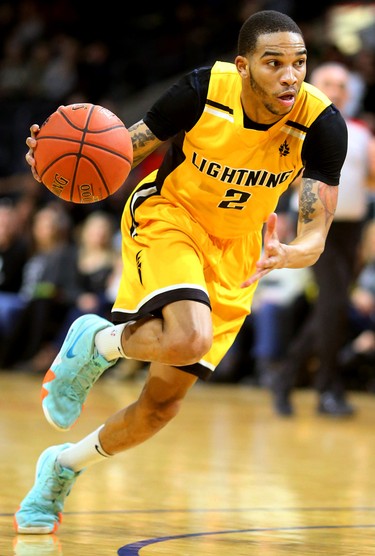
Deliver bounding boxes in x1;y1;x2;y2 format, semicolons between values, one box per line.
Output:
1;367;375;555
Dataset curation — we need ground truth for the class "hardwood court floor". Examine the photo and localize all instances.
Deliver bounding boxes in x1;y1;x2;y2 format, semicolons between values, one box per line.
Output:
1;368;375;555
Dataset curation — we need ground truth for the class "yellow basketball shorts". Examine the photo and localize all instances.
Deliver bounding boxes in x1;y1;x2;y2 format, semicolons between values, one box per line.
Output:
112;185;261;380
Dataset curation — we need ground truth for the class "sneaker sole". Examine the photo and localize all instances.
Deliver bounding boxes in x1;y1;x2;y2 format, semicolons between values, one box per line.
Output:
43;402;72;432
14;514;60;535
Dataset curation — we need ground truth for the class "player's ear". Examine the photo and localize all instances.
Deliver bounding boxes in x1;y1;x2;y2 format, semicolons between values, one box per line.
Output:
235;56;249;78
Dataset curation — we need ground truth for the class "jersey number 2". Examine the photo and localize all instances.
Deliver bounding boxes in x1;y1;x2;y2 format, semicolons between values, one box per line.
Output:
218;189;251;210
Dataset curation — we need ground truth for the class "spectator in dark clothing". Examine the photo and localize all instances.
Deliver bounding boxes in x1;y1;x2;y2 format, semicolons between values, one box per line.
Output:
53;210;117;348
0;202;81;370
0;198;29;336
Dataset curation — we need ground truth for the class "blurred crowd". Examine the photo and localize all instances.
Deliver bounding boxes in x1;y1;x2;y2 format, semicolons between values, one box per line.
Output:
0;0;375;412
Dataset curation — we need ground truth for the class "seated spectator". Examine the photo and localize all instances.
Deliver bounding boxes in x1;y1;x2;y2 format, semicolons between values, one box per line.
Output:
54;210;118;347
0;198;29;336
0;201;81;371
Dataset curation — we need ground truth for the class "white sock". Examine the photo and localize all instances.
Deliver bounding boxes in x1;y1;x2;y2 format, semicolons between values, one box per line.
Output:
95;323;131;360
57;425;112;472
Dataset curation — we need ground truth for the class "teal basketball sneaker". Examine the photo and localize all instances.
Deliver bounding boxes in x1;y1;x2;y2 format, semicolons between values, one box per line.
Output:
42;314;118;431
14;444;81;534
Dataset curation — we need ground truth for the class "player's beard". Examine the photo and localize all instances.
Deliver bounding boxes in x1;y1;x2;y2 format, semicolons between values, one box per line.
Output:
249;74;292;117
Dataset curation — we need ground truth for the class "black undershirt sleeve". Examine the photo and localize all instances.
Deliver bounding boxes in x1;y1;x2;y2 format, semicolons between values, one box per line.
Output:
143;67;210;140
302;104;348;185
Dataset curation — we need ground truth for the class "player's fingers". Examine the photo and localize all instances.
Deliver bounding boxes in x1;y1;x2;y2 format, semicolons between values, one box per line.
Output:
25;151;34;166
25;150;41;182
26;137;37;149
31;166;41;182
264;212;278;240
30;124;40;138
241;267;272;288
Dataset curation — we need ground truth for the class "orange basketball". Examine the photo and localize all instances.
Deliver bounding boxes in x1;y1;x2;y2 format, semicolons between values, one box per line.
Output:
34;103;133;204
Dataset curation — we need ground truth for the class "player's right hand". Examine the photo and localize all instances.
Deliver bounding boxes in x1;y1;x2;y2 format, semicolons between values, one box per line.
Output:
25;124;41;182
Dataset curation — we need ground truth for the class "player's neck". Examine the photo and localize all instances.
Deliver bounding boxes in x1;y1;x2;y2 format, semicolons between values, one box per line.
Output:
241;97;285;127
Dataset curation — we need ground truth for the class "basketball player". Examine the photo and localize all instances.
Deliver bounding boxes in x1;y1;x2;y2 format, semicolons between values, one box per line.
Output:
15;10;347;534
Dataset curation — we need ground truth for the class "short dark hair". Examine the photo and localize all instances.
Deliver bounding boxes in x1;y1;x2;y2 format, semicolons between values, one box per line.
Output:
238;10;303;56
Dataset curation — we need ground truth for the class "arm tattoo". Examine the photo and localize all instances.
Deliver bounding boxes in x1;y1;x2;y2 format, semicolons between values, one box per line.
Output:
298;178;317;224
298;178;337;226
128;120;160;167
128;121;156;149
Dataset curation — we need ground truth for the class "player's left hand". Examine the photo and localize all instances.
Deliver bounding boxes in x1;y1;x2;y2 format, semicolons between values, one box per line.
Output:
241;212;288;288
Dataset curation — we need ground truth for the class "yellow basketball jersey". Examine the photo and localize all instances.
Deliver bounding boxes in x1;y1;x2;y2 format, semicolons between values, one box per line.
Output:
115;62;334;378
157;61;332;239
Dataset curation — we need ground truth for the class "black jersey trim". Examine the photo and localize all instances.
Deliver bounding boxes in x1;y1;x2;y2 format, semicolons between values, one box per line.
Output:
285;120;309;133
174;362;213;381
206;99;234;115
111;288;211;325
129;181;158;237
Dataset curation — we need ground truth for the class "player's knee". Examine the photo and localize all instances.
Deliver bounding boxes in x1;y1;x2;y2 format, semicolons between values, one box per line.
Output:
167;329;212;365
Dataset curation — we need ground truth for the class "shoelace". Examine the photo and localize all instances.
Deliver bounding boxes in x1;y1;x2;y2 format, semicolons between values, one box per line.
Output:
66;351;105;402
43;467;74;505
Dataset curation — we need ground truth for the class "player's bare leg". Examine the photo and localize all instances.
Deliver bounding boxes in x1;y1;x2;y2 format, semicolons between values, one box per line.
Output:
15;302;211;534
100;362;198;454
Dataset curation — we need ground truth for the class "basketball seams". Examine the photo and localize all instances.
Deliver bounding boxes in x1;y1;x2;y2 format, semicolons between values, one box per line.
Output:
80;103;95;143
36;103;133;203
84;125;128;134
82;142;132;165
72;105;94;200
57;104;126;133
40;154;116;198
73;105;129;201
37;137;132;164
37;136;82;146
57;105;91;132
77;155;111;197
71;155;110;202
82;104;125;133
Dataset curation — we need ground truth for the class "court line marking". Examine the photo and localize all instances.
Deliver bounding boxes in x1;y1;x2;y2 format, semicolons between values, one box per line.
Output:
3;506;375;553
117;524;375;555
